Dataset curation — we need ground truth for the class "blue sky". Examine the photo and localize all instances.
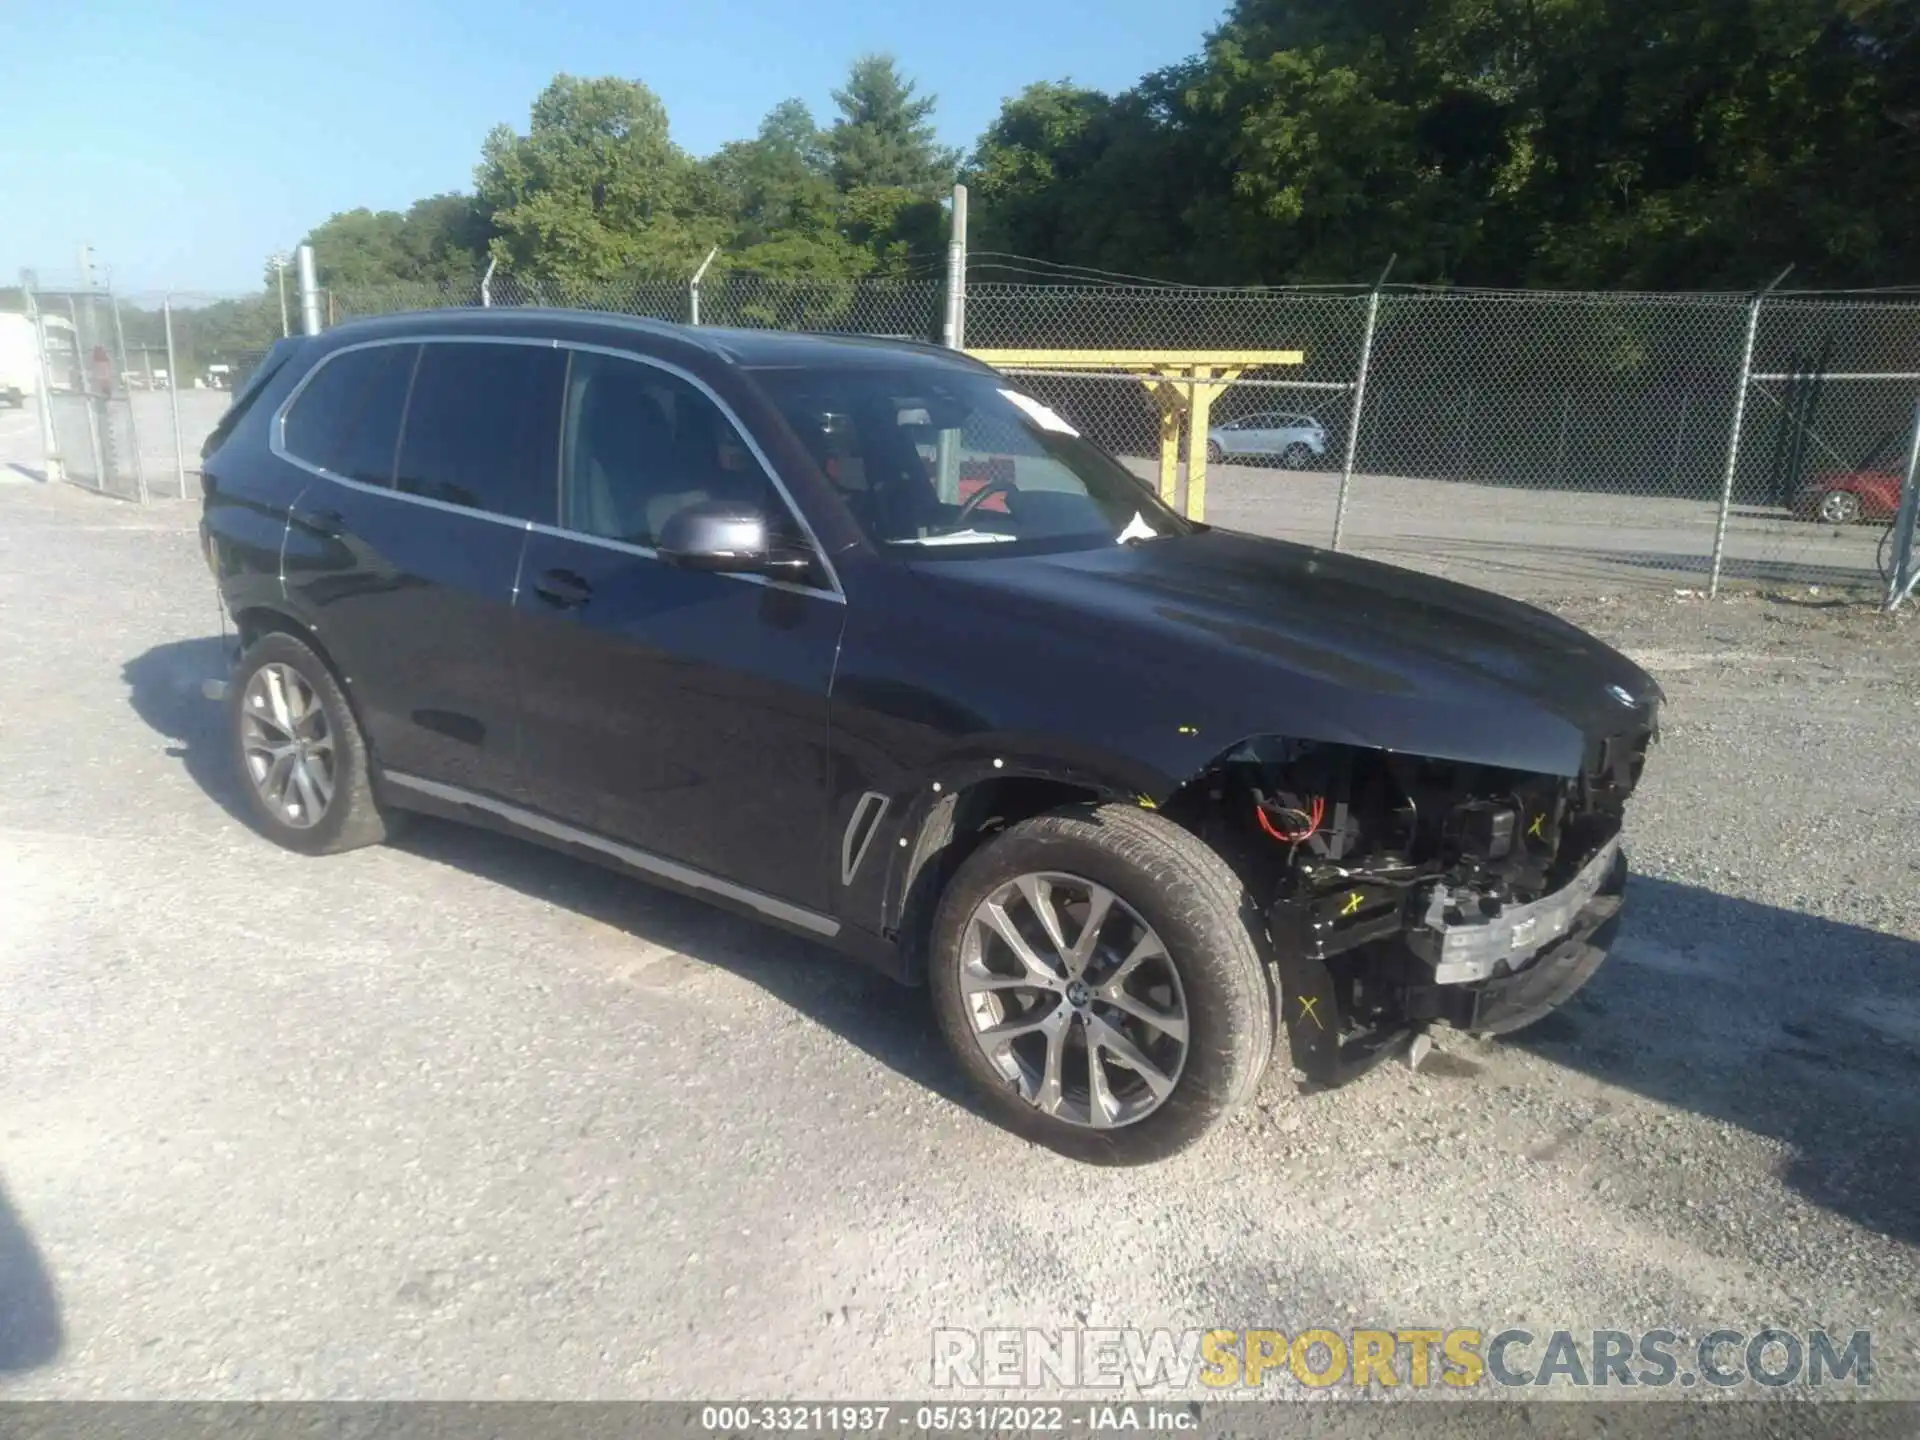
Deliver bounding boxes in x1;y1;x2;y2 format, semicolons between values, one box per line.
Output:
0;0;1227;296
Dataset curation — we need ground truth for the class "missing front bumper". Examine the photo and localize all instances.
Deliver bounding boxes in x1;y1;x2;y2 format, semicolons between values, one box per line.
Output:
1268;845;1629;1087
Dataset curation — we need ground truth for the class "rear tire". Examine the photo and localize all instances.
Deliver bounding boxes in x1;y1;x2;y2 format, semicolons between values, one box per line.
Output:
229;631;397;856
1205;440;1224;465
928;803;1274;1164
1282;442;1313;469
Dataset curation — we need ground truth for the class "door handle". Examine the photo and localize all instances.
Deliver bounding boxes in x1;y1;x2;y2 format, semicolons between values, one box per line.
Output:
534;568;593;608
299;506;344;538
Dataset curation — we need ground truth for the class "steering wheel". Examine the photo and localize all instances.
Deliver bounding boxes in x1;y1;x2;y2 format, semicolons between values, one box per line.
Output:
953;476;1019;525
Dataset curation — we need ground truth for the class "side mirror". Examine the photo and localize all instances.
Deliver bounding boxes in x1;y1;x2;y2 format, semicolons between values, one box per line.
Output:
656;501;808;577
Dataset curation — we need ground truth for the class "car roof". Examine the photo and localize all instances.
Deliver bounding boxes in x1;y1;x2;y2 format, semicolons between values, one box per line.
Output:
316;306;990;373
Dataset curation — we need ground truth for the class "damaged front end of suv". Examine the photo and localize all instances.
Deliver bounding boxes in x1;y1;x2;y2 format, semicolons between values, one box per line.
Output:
1172;712;1656;1086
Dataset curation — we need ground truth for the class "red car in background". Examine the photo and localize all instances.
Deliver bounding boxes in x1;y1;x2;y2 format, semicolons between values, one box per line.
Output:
1793;468;1905;525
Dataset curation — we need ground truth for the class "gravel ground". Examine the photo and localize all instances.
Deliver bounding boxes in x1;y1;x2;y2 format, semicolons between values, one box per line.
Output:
0;475;1917;1413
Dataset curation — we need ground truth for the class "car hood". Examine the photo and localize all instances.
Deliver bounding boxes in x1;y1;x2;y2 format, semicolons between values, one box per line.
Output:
906;528;1660;782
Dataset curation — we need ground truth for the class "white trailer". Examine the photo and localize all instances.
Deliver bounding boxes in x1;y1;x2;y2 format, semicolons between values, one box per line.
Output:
0;313;38;405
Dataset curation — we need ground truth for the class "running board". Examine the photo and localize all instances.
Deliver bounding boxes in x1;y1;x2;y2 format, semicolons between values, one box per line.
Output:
382;770;841;938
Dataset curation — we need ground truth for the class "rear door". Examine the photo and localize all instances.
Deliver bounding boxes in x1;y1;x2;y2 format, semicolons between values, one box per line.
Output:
279;337;565;802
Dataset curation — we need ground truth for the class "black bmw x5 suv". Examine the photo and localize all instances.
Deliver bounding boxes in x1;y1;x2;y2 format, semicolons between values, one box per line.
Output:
199;308;1659;1163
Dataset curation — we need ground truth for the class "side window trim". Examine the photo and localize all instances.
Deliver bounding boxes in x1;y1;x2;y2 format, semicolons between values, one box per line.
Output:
269;333;842;602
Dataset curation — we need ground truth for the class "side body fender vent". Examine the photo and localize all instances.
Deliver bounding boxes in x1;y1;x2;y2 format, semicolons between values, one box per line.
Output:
840;791;890;886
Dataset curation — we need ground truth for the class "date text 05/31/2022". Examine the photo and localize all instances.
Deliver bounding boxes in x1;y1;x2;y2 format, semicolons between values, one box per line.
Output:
699;1406;1194;1434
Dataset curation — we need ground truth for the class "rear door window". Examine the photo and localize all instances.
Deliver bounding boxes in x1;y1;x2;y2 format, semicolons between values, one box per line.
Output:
280;343;419;485
394;341;565;522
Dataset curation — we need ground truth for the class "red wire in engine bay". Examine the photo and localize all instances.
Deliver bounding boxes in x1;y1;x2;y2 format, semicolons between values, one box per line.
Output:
1256;794;1324;844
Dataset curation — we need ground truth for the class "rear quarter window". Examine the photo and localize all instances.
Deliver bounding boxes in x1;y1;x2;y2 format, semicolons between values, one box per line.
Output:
281;343;420;486
200;336;307;461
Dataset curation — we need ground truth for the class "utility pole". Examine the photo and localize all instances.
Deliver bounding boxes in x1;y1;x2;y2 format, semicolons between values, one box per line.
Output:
942;183;969;350
296;244;321;335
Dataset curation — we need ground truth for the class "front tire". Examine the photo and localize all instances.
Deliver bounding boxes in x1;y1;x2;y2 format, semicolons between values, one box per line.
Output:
1205;439;1224;465
230;631;396;855
1282;442;1314;469
928;803;1274;1164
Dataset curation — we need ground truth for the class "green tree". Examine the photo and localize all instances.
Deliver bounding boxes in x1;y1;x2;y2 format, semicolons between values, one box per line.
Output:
827;55;959;195
964;69;1234;281
964;0;1920;287
298;195;490;292
476;74;721;286
394;194;491;284
300;209;410;288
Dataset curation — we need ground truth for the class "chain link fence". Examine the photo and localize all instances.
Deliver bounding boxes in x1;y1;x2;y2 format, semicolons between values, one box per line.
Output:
967;283;1920;598
15;278;149;500
18;262;1916;601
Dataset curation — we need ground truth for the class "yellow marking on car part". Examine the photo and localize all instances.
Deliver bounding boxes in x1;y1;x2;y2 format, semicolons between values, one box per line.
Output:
1296;995;1324;1030
1341;891;1364;916
1177;724;1199;736
1528;813;1545;838
1136;795;1157;809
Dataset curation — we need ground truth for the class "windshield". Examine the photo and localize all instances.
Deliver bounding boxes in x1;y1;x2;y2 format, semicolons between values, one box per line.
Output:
751;365;1195;554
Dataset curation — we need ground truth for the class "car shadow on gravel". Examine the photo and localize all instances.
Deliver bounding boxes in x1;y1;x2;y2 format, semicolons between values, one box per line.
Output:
0;1181;63;1375
121;636;254;826
392;812;980;1113
121;637;978;1117
1502;874;1920;1247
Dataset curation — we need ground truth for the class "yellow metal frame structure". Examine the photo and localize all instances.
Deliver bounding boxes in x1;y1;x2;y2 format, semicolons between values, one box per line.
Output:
966;349;1305;521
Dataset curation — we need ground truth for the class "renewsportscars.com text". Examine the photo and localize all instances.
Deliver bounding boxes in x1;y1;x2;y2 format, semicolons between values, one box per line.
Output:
931;1326;1873;1390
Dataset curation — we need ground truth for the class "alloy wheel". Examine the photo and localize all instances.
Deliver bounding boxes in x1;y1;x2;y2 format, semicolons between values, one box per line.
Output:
240;662;336;829
958;872;1188;1129
1818;490;1862;524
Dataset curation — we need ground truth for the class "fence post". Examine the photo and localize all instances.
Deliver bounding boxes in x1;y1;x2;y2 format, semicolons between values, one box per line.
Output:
69;295;104;489
942;183;969;350
1709;265;1792;595
689;246;718;326
1332;257;1394;552
296;244;321;335
164;295;187;497
109;287;148;503
20;272;63;484
1884;398;1920;611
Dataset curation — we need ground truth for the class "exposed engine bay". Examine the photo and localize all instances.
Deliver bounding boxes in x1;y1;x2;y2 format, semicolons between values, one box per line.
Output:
1173;723;1655;1085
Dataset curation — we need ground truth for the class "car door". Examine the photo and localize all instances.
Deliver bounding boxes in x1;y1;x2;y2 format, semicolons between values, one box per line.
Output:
510;346;845;915
1213;415;1251;458
279;337;564;802
1239;412;1284;457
